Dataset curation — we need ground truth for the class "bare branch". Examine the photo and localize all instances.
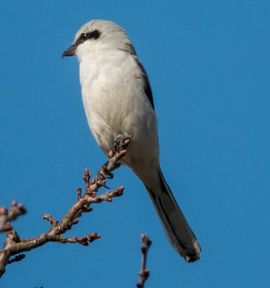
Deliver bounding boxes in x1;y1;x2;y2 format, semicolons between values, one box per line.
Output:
43;214;58;227
52;233;100;246
0;201;26;233
0;144;127;278
136;234;152;288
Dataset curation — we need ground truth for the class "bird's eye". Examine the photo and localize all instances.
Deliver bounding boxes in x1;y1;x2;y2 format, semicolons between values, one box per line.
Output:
80;33;88;40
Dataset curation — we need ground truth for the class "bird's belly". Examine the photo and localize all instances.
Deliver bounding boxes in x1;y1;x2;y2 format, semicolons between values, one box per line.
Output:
82;77;158;165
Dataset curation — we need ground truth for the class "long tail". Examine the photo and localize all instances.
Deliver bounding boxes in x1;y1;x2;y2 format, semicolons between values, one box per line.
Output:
145;169;201;262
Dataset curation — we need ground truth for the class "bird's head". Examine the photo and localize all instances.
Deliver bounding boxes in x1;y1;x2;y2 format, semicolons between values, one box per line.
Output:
62;20;135;61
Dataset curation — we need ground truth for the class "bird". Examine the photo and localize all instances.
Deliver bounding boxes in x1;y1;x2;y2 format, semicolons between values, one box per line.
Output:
63;19;201;262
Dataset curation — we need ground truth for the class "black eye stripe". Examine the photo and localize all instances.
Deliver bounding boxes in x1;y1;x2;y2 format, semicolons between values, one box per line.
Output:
79;29;101;43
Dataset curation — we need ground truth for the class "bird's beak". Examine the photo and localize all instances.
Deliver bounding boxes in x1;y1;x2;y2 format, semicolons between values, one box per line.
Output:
62;44;76;58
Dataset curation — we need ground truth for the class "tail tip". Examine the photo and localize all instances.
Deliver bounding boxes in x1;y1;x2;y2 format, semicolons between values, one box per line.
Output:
185;253;200;263
184;242;201;263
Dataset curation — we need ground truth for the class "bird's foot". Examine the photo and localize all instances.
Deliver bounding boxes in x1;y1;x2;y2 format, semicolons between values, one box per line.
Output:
113;135;131;153
96;136;130;188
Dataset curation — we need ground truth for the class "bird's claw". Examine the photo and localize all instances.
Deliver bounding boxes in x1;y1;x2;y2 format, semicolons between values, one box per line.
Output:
113;135;131;153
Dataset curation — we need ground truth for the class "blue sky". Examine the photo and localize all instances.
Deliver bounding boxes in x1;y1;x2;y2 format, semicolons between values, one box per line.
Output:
1;0;270;287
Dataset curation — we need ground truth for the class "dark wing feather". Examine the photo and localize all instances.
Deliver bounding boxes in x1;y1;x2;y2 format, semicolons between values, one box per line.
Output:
120;43;155;110
134;57;155;110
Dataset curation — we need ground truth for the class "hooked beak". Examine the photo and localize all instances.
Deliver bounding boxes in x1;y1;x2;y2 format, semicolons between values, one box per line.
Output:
62;44;76;58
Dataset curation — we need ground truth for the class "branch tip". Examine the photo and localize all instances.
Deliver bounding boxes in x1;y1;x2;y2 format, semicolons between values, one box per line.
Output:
136;234;152;288
43;214;58;227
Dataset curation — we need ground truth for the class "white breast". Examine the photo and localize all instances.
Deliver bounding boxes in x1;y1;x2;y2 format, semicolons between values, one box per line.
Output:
79;49;159;173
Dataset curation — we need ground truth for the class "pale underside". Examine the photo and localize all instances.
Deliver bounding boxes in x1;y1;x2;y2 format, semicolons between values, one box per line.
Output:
80;48;160;184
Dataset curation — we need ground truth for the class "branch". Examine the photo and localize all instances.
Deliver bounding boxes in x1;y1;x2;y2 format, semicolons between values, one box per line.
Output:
0;143;129;278
136;234;152;288
0;201;26;233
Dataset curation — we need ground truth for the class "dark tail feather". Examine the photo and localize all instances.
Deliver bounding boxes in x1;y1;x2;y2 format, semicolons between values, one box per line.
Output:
146;170;201;262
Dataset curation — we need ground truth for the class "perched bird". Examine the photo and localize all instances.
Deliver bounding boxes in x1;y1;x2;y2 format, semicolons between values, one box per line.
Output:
63;20;201;262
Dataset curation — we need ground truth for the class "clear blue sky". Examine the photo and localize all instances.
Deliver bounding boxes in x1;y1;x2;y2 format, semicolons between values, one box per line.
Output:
1;1;270;287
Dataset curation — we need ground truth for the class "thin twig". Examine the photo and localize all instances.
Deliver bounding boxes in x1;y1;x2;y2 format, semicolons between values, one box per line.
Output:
0;201;26;233
136;234;152;288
